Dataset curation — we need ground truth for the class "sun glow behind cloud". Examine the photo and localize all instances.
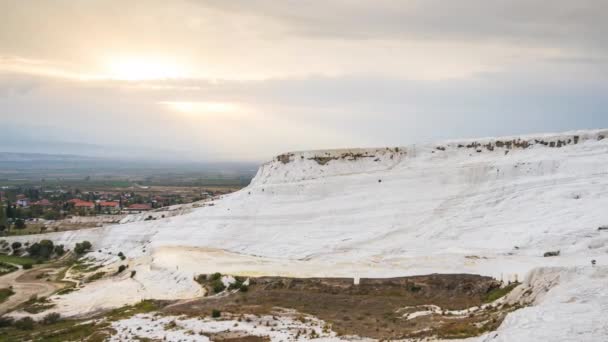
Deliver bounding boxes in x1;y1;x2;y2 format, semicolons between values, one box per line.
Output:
103;57;190;81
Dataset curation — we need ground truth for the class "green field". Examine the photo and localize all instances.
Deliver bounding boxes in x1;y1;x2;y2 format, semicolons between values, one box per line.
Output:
0;254;38;266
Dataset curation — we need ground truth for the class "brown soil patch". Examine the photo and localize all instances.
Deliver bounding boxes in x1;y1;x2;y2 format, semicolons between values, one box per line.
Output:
165;274;519;340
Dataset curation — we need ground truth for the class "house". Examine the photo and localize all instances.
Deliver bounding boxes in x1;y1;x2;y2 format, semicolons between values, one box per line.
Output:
99;201;120;208
99;201;121;213
72;200;95;209
17;198;30;207
125;204;152;212
32;199;52;207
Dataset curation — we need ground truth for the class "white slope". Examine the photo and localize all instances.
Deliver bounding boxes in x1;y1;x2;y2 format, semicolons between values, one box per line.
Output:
5;129;608;340
474;266;608;342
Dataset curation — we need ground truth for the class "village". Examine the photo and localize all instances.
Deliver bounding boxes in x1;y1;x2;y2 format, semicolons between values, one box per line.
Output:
0;184;238;235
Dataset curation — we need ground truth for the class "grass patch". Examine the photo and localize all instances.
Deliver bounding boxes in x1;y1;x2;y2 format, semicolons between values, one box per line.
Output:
70;258;102;273
22;296;56;314
0;288;15;303
106;300;161;321
87;272;105;282
0;319;108;342
437;321;488;339
0;261;18;276
0;254;39;266
483;283;520;303
55;287;78;296
0;300;163;342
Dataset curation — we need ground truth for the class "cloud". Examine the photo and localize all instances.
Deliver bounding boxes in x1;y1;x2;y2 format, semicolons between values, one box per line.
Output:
3;0;605;82
198;1;608;49
2;59;607;162
0;1;607;162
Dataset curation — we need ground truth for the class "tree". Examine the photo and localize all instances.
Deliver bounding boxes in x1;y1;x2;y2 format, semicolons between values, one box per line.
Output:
54;245;65;257
29;205;43;218
5;201;14;219
14;317;34;330
212;280;226;294
74;241;92;255
27;240;54;259
0;203;6;228
41;313;61;325
0;316;14;327
43;210;60;220
211;309;221;318
11;241;22;251
14;219;26;229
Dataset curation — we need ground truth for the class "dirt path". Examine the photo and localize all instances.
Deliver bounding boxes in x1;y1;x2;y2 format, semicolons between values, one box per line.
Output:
0;265;65;315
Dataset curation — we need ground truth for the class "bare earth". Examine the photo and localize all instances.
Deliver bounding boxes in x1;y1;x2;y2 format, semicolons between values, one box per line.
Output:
0;264;67;315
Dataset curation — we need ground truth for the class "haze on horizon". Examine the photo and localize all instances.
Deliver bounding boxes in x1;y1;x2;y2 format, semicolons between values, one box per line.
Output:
1;0;607;162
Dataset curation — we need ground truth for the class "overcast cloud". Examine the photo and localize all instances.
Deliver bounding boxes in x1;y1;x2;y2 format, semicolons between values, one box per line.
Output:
0;0;607;162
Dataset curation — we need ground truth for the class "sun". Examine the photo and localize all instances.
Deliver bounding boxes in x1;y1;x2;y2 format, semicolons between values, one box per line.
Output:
103;57;188;81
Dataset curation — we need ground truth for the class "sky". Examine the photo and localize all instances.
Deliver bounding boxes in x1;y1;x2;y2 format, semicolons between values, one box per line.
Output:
1;0;607;162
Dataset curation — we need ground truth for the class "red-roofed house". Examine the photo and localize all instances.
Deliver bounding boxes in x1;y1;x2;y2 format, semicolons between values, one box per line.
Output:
99;201;121;213
74;201;95;209
99;201;120;208
32;199;52;207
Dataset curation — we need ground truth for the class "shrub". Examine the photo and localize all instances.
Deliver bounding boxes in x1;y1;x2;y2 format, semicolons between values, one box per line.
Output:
14;317;34;330
212;280;226;294
117;265;127;274
74;241;92;255
41;312;61;325
0;316;14;327
210;272;222;281
483;283;519;303
54;245;65;257
14;219;26;229
240;284;249;293
544;250;560;257
229;279;245;291
11;242;22;251
118;252;126;260
211;309;221;318
22;263;33;270
130;270;136;278
195;274;207;284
